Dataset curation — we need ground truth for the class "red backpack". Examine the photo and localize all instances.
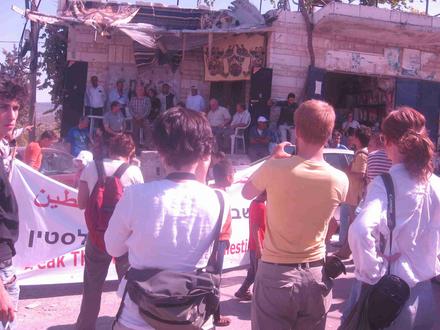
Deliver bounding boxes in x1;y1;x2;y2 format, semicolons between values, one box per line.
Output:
85;161;130;252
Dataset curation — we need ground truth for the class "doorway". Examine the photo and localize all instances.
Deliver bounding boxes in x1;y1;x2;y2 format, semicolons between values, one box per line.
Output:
210;81;246;112
61;61;88;137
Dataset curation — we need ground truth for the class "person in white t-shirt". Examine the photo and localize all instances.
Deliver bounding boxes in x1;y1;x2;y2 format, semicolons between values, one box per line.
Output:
219;103;250;152
75;134;144;330
185;85;205;112
107;107;229;330
342;112;360;135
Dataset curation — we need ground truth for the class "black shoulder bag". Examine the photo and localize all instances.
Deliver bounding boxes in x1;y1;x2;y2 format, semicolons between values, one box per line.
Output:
340;173;410;330
114;186;224;330
366;173;410;329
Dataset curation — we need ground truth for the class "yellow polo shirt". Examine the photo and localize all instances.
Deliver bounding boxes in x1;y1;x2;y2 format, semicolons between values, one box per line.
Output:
251;156;348;263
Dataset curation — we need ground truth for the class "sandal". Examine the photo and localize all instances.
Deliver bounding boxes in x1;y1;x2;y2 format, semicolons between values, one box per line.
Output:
214;316;231;327
234;290;252;301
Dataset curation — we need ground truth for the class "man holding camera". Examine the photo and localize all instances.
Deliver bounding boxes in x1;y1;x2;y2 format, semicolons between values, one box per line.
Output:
242;100;348;329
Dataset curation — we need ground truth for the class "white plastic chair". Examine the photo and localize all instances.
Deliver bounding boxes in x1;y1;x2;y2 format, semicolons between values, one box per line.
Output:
230;121;251;154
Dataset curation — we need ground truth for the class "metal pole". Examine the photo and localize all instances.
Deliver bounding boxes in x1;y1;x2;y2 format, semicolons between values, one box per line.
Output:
29;0;39;141
426;0;429;15
260;0;263;13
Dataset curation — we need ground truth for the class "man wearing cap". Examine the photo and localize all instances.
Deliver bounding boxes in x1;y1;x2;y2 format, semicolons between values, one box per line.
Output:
185;86;205;112
158;83;176;112
109;79;129;117
248;116;271;162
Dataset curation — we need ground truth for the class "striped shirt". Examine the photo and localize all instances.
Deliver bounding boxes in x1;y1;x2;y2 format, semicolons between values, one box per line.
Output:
129;97;151;120
366;149;392;183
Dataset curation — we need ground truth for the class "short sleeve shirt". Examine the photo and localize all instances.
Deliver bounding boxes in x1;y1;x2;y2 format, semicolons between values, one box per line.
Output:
24;142;42;170
250;156;348;263
103;111;125;133
66;127;89;157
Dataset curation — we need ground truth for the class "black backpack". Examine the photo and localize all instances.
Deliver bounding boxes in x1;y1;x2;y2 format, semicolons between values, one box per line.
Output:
116;190;224;330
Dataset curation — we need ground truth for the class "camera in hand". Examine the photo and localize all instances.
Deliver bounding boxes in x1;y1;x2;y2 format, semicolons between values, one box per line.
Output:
284;145;296;155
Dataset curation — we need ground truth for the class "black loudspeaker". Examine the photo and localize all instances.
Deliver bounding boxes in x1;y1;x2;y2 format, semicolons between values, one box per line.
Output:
249;68;273;123
250;68;273;102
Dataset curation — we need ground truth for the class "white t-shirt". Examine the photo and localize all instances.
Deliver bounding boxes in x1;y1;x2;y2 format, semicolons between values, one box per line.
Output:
84;85;106;108
185;94;205;112
104;180;229;330
207;107;231;127
80;159;144;193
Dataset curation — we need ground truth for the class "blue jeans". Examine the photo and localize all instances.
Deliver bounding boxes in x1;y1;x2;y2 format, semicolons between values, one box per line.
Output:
0;260;19;330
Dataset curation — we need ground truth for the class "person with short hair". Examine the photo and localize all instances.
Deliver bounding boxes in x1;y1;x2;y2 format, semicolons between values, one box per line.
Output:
84;76;106;116
185;85;205;112
248;116;271;162
335;125;371;259
0;76;26;327
207;98;232;150
329;130;348;149
24;130;58;170
66;116;90;157
235;191;267;301
349;107;440;329
366;131;392;183
128;84;152;152
75;134;143;330
109;79;129;117
147;88;161;122
158;83;176;112
106;108;229;330
103;101;125;138
242;100;349;329
342;112;360;135
210;159;234;327
277;92;298;144
219;103;251;152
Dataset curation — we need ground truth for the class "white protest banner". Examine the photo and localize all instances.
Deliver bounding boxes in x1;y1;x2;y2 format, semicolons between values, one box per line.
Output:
10;160;262;285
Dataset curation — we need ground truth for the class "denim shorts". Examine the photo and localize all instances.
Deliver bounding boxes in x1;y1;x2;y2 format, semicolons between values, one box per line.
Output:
0;260;19;330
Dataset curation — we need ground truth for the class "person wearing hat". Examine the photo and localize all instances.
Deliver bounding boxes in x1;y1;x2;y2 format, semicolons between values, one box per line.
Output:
185;85;205;112
109;79;129;117
248;116;271;162
73;150;93;188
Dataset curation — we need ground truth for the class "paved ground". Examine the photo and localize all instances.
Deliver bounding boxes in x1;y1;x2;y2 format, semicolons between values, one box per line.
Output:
17;263;356;330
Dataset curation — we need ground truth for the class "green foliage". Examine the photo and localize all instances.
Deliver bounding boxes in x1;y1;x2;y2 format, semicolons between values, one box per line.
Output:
39;25;68;124
0;47;31;128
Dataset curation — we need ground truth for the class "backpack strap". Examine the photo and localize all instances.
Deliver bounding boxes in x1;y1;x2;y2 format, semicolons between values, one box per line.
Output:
205;190;225;274
381;172;396;275
95;160;105;183
114;162;130;179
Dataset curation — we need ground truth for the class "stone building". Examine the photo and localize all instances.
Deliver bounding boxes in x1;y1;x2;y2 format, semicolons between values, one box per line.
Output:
23;0;440;144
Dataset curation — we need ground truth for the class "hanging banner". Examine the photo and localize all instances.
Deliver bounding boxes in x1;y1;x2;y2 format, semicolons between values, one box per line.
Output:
10;160;262;285
204;34;266;82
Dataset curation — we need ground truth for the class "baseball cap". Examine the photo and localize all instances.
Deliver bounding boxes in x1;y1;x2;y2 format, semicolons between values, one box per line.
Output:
74;150;94;167
257;116;268;123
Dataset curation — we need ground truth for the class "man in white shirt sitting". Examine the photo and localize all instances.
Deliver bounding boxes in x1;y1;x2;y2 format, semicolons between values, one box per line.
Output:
207;98;231;151
219;103;250;152
84;76;106;116
185;85;205;112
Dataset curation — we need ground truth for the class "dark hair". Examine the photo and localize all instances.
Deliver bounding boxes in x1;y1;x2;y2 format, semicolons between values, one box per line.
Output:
382;106;434;182
40;130;57;141
354;126;371;148
79;115;88;122
0;77;27;102
110;101;120;109
108;134;135;158
153;107;214;169
288;92;296;99
236;103;245;110
332;130;342;138
213;159;233;185
148;88;157;97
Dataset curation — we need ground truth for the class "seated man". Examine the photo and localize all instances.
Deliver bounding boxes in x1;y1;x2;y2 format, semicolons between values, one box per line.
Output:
207;98;231;150
103;101;125;140
248;116;270;162
24;130;58;170
220;103;251;152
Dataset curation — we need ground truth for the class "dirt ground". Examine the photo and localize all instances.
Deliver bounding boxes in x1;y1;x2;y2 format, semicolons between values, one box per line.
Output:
17;265;357;330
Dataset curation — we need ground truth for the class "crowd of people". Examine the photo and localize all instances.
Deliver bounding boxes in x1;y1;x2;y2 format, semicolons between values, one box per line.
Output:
1;73;440;330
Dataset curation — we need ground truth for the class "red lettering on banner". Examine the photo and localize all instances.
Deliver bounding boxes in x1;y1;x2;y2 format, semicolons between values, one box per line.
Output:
37;263;46;269
71;251;80;266
56;256;65;267
47;259;55;268
81;249;85;266
224;239;249;255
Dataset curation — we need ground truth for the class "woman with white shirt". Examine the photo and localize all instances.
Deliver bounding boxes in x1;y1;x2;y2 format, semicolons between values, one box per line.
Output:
348;106;440;329
106;107;227;330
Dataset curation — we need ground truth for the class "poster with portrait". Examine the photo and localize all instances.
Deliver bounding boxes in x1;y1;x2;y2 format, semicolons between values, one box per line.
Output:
204;34;265;82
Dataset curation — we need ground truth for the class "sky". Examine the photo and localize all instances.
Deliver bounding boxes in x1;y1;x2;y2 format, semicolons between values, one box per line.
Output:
0;0;439;102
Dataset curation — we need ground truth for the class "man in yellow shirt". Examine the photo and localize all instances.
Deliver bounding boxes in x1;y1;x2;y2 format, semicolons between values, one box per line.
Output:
242;100;348;330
